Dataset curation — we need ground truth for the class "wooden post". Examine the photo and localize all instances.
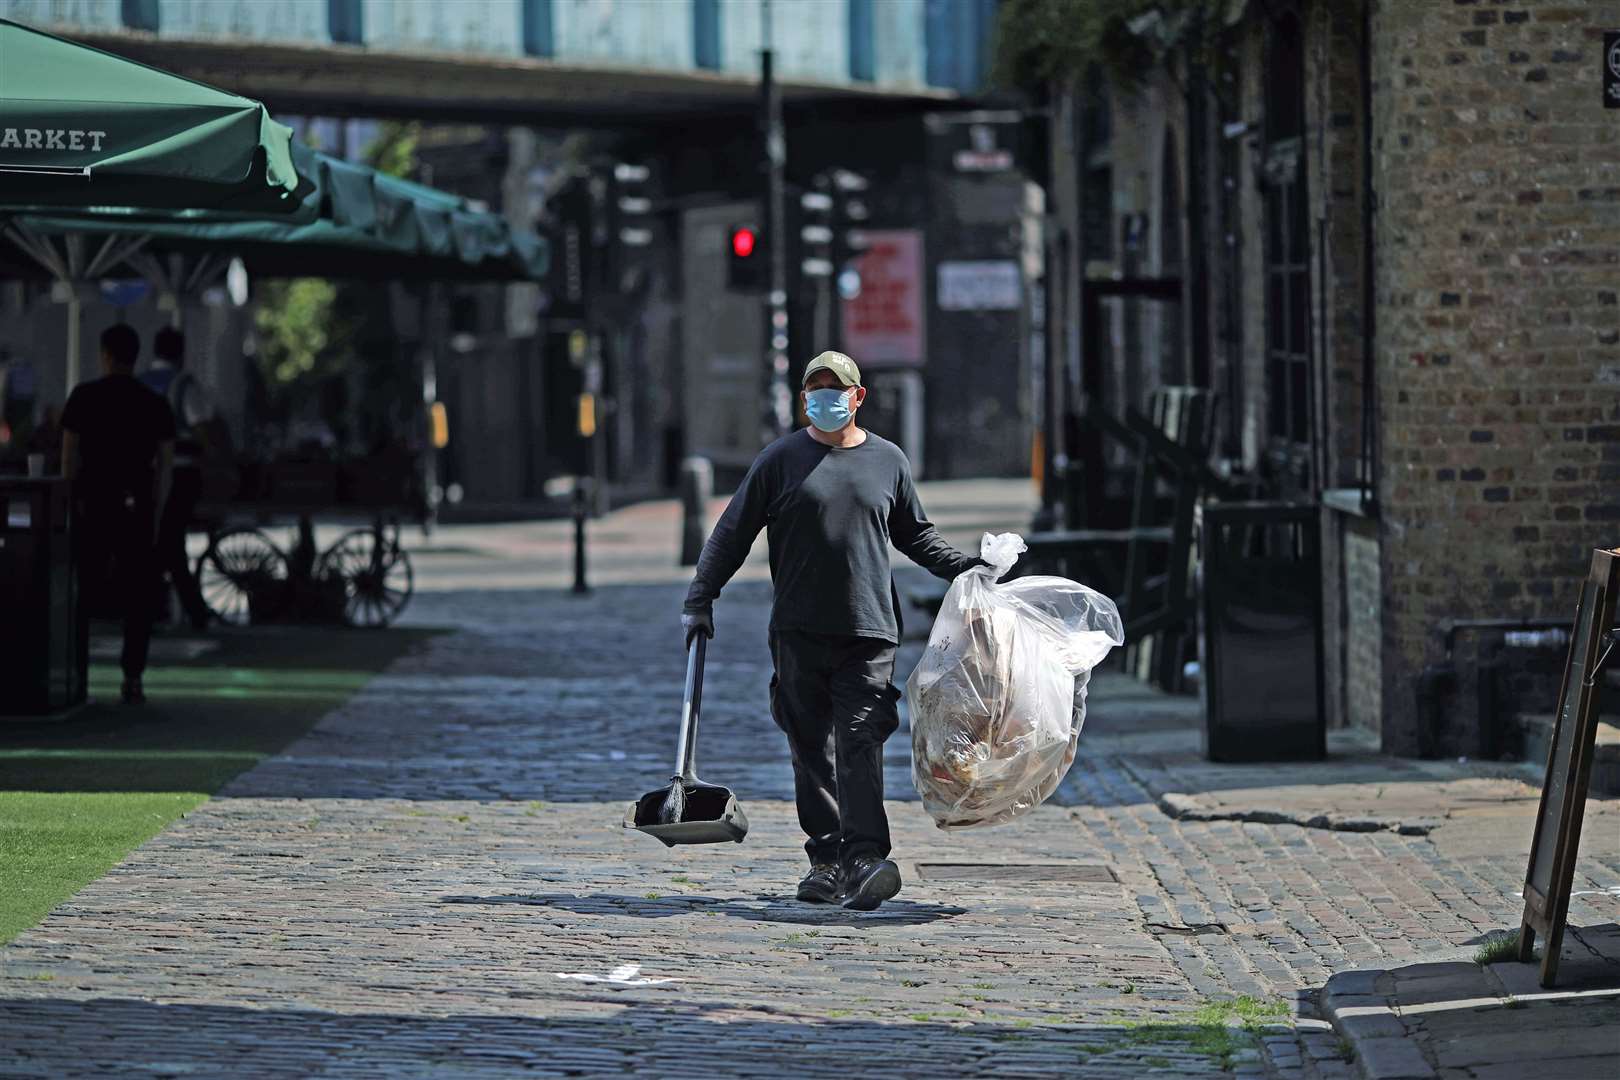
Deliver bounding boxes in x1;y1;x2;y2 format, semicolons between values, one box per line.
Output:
1515;548;1619;986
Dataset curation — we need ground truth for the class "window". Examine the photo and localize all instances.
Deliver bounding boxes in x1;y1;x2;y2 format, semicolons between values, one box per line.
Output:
1263;11;1312;472
1079;66;1113;261
1217;63;1246;460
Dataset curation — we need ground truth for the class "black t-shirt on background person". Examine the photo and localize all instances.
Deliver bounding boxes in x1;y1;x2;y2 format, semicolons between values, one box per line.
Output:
61;373;176;501
683;428;979;644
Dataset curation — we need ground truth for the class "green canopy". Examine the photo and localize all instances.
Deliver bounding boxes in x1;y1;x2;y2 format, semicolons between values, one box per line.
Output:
2;140;548;281
0;17;300;212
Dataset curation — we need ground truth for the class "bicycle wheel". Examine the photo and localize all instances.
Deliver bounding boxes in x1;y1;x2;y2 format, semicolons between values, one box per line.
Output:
195;527;288;626
315;528;414;628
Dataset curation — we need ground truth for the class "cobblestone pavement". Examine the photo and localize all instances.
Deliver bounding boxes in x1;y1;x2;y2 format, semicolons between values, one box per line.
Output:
3;485;1617;1078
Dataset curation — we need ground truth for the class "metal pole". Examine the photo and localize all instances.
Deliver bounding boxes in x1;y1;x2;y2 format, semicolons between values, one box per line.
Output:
1046;231;1071;529
1184;26;1211;390
678;456;713;567
761;1;791;438
64;291;81;390
588;331;608;517
572;478;590;594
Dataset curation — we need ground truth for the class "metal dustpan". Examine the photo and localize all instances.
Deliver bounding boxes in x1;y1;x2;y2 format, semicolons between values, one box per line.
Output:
625;635;749;846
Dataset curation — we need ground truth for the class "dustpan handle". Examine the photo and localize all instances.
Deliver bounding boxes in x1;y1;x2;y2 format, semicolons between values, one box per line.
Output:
674;633;705;780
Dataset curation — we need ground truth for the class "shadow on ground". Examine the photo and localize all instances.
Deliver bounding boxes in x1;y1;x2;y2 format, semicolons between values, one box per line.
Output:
0;994;1270;1077
1315;923;1620;1080
440;891;968;928
0;627;441;794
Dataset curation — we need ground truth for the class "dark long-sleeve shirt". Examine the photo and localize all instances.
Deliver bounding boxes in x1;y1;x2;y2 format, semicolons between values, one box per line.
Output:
683;428;980;643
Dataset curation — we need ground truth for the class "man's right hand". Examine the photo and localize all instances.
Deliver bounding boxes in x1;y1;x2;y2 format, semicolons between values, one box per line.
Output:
681;609;714;647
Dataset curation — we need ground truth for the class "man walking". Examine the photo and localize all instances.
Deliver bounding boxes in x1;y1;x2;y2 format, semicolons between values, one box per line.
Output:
139;326;213;629
61;324;176;704
682;351;982;911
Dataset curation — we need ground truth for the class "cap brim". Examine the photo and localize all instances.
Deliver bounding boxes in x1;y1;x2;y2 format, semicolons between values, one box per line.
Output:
801;365;858;388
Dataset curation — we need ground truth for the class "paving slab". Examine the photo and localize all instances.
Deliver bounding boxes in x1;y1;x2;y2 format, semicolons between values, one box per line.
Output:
1349;1036;1434;1080
1322;936;1620;1080
4;485;1619;1079
1466;1057;1618;1080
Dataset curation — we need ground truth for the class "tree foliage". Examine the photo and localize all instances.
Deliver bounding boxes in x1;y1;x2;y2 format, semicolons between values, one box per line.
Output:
250;120;420;421
253;278;353;388
363;120;420;179
991;0;1230;94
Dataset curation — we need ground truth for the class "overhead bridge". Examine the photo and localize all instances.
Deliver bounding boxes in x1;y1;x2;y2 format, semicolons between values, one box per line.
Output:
61;33;957;128
20;0;997;127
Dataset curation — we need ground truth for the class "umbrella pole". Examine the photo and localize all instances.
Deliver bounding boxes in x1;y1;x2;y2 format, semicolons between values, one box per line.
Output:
65;291;81;390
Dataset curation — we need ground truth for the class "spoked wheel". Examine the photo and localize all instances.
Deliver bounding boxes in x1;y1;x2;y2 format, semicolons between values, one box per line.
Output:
195;527;289;626
315;527;414;628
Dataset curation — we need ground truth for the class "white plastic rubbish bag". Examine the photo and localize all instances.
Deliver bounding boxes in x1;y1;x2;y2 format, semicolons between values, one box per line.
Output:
907;532;1124;829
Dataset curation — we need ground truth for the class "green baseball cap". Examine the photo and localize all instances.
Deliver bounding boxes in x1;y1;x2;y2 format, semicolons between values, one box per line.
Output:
802;350;861;388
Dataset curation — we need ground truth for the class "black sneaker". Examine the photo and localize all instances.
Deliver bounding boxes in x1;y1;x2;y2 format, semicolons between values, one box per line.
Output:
796;862;843;904
120;679;145;706
842;856;901;911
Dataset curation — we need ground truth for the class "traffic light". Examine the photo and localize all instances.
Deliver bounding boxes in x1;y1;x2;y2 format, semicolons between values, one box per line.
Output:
542;173;593;322
612;163;653;247
575;160;654;295
727;224;765;290
606;162;652;292
799;183;834;279
830;168;871;260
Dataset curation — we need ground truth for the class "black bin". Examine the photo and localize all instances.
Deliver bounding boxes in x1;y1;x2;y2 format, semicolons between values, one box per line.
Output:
1197;501;1324;761
1;477;86;715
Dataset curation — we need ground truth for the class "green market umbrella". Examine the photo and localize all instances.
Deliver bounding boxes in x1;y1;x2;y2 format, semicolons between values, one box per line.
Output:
0;17;300;212
4;140;549;282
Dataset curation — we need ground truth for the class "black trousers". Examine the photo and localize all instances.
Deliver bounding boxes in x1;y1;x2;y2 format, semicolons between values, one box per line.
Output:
75;493;158;680
156;467;209;626
768;630;902;866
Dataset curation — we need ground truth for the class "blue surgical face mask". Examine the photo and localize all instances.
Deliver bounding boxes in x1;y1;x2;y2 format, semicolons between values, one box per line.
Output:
804;387;854;432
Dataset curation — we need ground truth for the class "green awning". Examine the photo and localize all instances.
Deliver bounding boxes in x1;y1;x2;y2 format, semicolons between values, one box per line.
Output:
0;17;300;212
2;140;549;282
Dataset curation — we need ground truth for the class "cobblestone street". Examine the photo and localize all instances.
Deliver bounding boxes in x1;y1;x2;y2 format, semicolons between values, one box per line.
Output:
3;485;1617;1078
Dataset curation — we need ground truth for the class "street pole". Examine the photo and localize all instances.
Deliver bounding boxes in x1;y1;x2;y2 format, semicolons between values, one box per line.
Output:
572;477;590;594
761;0;791;438
584;165;610;517
587;330;608;517
1184;21;1212;391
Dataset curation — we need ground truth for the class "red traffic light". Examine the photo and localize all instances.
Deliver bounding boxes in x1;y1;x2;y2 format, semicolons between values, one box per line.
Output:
731;226;757;258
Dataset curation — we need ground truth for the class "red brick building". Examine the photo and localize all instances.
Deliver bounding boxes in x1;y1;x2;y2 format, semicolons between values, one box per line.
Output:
1026;0;1618;754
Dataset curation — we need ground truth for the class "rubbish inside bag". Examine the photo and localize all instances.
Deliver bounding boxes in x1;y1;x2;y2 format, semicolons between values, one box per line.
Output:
906;532;1124;829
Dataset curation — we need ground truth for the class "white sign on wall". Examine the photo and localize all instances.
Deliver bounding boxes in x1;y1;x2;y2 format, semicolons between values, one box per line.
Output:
937;260;1021;311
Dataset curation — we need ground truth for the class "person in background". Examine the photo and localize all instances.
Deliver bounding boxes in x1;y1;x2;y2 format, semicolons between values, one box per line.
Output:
62;324;175;704
139;327;213;630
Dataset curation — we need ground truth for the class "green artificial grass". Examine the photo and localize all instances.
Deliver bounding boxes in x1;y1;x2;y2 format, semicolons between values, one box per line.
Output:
0;626;435;944
0;791;207;944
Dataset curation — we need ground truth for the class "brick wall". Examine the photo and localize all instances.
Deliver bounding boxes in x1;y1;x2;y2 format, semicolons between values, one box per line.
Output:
1345;521;1383;732
1371;0;1620;754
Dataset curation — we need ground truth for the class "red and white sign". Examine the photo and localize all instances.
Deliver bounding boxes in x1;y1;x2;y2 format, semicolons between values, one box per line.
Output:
841;229;925;366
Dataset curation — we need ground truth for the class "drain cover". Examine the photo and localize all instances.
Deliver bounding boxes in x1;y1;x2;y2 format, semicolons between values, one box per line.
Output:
1147;921;1229;936
914;863;1117;883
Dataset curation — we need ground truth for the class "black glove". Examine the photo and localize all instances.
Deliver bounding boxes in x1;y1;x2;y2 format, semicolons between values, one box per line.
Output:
681;609;714;647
